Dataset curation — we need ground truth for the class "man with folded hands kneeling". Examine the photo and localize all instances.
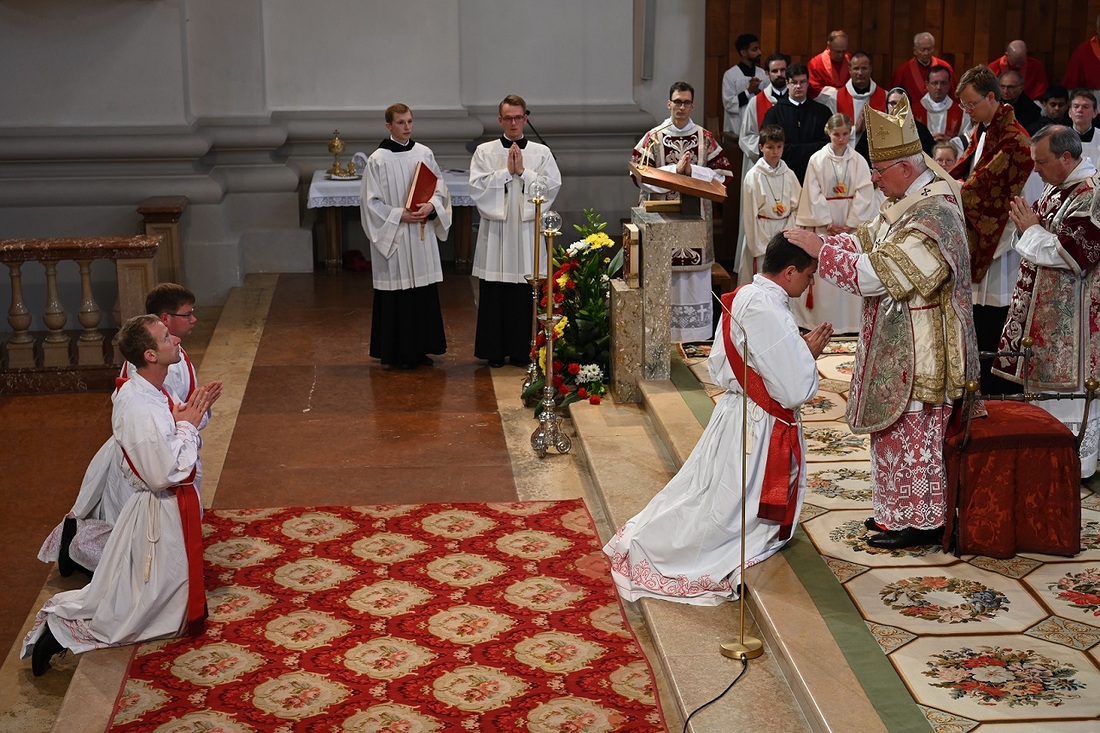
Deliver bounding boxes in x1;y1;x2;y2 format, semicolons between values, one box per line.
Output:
604;232;831;605
23;315;215;676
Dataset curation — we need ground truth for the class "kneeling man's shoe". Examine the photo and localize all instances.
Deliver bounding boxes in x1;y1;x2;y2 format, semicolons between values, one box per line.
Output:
58;517;78;577
31;624;65;677
866;526;943;550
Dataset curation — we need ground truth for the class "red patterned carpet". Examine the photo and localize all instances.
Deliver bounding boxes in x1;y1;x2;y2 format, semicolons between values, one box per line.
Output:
107;500;666;731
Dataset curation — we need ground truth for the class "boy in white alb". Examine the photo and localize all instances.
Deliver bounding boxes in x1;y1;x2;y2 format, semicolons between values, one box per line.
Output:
738;125;801;285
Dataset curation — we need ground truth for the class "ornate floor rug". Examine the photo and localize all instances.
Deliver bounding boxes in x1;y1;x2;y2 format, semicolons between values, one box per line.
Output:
106;500;667;732
684;339;1100;732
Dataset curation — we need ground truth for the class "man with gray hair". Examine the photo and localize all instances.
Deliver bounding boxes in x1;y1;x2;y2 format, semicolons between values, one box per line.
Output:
994;125;1100;476
892;32;956;103
786;96;980;549
998;69;1041;129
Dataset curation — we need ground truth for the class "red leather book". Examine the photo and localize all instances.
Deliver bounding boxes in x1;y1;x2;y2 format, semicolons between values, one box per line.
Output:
405;162;438;210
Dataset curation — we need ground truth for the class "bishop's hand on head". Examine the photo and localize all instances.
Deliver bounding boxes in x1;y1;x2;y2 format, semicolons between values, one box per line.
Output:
783;228;824;258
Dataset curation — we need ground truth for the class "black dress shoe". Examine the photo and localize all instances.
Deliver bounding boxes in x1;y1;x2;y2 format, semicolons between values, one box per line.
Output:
488;359;505;368
31;624;65;677
58;517;78;578
866;526;944;550
864;516;886;533
417;355;434;366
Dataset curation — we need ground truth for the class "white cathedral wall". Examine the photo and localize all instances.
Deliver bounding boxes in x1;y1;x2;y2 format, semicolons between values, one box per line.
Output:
0;0;702;325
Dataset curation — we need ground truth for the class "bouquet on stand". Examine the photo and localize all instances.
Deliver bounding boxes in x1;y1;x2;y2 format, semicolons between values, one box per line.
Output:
524;209;623;413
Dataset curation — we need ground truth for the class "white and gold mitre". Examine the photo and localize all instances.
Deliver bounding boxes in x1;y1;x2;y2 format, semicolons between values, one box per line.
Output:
866;94;923;162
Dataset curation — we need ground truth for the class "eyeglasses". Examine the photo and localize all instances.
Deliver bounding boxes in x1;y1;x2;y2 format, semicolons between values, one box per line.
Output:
167;311;196;320
501;115;526;123
669;99;694;107
870;160;904;176
959;96;987;112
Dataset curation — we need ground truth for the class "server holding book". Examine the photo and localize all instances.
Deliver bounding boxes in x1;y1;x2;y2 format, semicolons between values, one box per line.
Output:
361;103;452;370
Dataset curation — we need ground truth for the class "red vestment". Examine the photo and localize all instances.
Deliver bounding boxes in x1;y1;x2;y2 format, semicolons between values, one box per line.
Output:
891;56;956;103
807;48;849;99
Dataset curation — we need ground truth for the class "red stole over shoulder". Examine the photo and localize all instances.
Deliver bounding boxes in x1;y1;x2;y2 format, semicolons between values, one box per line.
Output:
756;93;775;128
911;100;964;138
720;289;801;541
835;85;886;121
120;388;207;636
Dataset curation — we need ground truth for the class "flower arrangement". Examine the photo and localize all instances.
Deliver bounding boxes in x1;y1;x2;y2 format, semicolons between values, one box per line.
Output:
524;209;623;412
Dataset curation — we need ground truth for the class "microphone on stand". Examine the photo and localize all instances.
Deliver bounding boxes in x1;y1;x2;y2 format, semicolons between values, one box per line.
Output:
524;109;557;160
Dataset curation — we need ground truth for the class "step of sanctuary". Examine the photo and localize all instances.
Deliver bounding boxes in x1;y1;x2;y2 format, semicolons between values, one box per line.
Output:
571;379;888;733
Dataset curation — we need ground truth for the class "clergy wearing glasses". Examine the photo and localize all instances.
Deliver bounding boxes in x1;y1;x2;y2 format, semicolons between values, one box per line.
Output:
949;65;1034;395
469;94;562;368
631;81;732;342
785;97;980;550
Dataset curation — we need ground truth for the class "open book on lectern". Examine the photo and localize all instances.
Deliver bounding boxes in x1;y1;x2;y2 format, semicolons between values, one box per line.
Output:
628;162;727;202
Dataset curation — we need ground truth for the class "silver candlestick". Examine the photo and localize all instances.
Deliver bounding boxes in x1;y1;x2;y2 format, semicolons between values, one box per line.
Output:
521;182;549;406
531;211;571;457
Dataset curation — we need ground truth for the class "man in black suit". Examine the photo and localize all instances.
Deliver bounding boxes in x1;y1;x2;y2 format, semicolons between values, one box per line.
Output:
761;63;831;182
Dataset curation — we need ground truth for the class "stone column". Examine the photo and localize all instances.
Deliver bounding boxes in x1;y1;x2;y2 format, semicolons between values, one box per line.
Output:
609;207;708;401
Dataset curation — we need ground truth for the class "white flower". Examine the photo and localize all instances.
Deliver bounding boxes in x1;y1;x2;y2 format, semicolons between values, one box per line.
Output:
600;274;610;283
970;666;1016;684
567;240;589;257
576;364;604;384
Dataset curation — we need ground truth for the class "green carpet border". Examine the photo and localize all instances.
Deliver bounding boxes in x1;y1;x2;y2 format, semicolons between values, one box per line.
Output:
669;353;714;426
670;352;930;733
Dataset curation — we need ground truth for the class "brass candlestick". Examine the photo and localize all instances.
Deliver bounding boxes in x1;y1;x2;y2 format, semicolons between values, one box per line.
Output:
327;130;348;177
531;211;571;458
522;182;549;406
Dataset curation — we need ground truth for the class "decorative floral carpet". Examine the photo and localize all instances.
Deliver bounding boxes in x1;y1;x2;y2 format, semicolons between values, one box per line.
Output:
106;500;667;732
686;337;1100;731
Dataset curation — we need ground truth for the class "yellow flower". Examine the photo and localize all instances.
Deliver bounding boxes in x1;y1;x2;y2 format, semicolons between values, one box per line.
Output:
556;275;569;290
553;316;568;339
586;232;615;250
538;345;547;373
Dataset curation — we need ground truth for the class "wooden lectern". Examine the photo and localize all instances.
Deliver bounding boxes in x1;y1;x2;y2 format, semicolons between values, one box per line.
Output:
628;162;727;218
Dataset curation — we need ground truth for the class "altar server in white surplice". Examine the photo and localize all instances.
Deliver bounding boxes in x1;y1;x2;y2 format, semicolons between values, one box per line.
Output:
470;93;561;368
38;284;219;577
737;125;801;285
604;233;831;605
792;113;875;333
23;315;215;676
361;103;451;370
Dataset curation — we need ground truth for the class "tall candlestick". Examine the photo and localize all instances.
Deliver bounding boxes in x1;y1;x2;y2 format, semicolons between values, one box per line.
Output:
531;210;570;457
521;182;550;405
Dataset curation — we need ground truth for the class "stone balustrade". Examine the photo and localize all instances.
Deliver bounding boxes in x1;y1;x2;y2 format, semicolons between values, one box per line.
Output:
1;235;160;392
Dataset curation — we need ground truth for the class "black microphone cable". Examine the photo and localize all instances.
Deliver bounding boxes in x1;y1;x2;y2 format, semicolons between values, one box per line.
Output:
524;109;557;159
681;652;749;733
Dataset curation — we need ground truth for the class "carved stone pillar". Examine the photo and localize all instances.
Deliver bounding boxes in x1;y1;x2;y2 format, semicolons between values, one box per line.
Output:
5;262;35;368
41;260;71;366
76;258;104;365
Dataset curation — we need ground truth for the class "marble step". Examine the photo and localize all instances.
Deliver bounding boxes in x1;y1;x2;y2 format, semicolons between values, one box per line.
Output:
571;379;887;733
